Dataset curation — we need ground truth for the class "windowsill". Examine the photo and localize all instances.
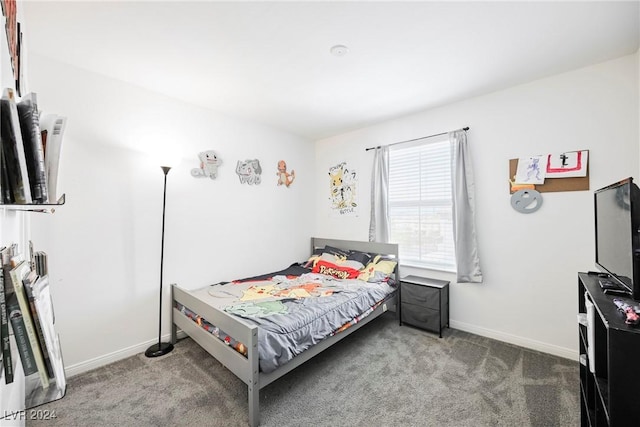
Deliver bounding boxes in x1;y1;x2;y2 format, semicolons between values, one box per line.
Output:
400;263;456;282
401;261;455;274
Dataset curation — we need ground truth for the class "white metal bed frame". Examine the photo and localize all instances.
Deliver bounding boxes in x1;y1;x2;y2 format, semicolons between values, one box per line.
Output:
170;237;399;427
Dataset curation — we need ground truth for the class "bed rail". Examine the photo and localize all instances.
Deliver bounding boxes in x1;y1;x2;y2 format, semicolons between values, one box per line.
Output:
171;284;260;426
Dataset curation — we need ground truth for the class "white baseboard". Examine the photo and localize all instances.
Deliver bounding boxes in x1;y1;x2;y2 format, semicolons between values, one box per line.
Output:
66;321;578;377
450;319;578;361
64;331;187;378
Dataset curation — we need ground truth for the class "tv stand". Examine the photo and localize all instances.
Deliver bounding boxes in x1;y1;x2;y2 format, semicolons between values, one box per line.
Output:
578;273;640;426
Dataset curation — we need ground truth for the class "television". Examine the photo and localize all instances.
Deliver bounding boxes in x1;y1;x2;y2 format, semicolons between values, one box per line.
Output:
594;177;640;301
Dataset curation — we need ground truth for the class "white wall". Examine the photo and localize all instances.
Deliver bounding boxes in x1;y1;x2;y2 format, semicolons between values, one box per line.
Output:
26;54;315;374
315;53;639;359
12;26;638;376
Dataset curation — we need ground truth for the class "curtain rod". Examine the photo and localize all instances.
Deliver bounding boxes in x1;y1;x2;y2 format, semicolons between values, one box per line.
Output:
365;126;469;151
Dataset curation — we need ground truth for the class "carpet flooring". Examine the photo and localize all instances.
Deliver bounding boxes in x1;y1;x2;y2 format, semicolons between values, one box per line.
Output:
27;312;579;426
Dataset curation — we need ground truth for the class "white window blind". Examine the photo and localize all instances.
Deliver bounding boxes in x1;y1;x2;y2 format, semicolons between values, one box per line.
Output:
388;137;456;271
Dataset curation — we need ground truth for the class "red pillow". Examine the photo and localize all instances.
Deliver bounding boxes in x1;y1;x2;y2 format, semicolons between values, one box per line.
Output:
312;260;360;280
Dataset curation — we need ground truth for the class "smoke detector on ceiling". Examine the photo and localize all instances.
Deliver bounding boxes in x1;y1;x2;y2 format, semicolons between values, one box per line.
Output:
330;45;349;57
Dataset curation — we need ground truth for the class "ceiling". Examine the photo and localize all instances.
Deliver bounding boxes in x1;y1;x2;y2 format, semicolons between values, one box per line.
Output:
22;1;640;140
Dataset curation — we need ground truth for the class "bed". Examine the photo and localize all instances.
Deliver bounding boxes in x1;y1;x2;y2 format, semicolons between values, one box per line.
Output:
170;237;400;427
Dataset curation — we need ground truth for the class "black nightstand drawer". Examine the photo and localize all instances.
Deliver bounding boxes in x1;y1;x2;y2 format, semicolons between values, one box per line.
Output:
401;303;440;331
399;276;450;337
400;282;440;310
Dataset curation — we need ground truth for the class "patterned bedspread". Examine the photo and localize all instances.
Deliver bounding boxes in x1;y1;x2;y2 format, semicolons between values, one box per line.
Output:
179;271;396;373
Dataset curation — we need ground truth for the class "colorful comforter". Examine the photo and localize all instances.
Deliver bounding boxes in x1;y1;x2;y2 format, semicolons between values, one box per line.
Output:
179;268;396;373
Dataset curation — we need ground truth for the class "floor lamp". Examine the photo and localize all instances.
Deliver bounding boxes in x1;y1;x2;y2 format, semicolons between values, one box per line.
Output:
146;165;175;357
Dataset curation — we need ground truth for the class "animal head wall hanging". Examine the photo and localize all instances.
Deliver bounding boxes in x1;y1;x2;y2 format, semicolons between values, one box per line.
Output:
191;150;222;179
276;160;295;187
236;159;262;185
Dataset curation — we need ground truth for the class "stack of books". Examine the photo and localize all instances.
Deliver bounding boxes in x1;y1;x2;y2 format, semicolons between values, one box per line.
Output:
0;88;67;205
0;244;64;393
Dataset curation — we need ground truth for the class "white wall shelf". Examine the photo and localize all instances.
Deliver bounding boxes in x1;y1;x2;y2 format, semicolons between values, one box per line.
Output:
0;195;66;214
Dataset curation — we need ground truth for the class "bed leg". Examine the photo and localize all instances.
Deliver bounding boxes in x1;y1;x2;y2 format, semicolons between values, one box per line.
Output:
248;327;259;427
170;284;177;344
171;322;177;345
248;383;259;427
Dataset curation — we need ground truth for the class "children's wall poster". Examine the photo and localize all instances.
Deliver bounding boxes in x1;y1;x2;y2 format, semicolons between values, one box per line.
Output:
514;155;546;185
2;0;22;95
328;162;358;216
546;150;588;178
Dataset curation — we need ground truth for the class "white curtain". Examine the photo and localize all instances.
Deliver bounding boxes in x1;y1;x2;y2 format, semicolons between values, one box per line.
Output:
369;146;390;242
449;130;483;283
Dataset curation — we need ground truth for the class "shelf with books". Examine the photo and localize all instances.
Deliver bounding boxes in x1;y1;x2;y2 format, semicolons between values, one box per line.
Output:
0;194;65;213
1;88;67;211
1;245;66;419
2;2;67;421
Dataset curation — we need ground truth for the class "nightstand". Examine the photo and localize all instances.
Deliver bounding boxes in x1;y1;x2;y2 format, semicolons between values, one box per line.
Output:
399;275;450;337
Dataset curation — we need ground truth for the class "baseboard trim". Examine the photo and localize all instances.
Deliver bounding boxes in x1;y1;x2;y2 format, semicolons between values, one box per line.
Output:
65;331;188;377
450;319;578;361
66;322;577;377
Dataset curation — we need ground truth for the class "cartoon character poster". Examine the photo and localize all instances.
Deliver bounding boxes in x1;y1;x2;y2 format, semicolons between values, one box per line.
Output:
2;0;21;95
276;160;295;187
236;159;262;185
328;162;358;216
191;150;222;179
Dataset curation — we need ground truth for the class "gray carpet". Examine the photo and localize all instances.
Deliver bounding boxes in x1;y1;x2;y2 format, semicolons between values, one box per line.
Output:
27;313;579;426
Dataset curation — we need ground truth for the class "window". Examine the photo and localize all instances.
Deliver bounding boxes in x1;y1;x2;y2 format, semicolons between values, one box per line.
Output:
388;136;456;272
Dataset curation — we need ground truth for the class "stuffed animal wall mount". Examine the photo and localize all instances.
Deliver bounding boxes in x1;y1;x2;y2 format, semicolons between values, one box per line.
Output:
276;160;295;187
191;150;222;179
236;159;262;185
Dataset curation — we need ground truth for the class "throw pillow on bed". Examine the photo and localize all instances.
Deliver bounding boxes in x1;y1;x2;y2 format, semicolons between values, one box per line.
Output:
304;251;365;271
358;255;397;282
303;245;351;268
312;260;361;279
318;252;364;270
323;245;350;257
346;250;372;266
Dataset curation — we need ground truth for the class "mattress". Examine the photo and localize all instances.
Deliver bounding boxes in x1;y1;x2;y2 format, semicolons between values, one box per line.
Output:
177;263;396;373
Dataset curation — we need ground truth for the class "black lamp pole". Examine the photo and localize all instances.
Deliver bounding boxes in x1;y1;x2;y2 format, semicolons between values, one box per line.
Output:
145;165;174;358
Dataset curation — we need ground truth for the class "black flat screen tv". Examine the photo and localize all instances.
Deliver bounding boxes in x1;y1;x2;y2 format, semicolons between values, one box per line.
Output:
594;177;640;301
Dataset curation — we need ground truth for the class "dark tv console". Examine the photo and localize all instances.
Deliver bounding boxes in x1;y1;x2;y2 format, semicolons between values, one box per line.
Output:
578;273;640;426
